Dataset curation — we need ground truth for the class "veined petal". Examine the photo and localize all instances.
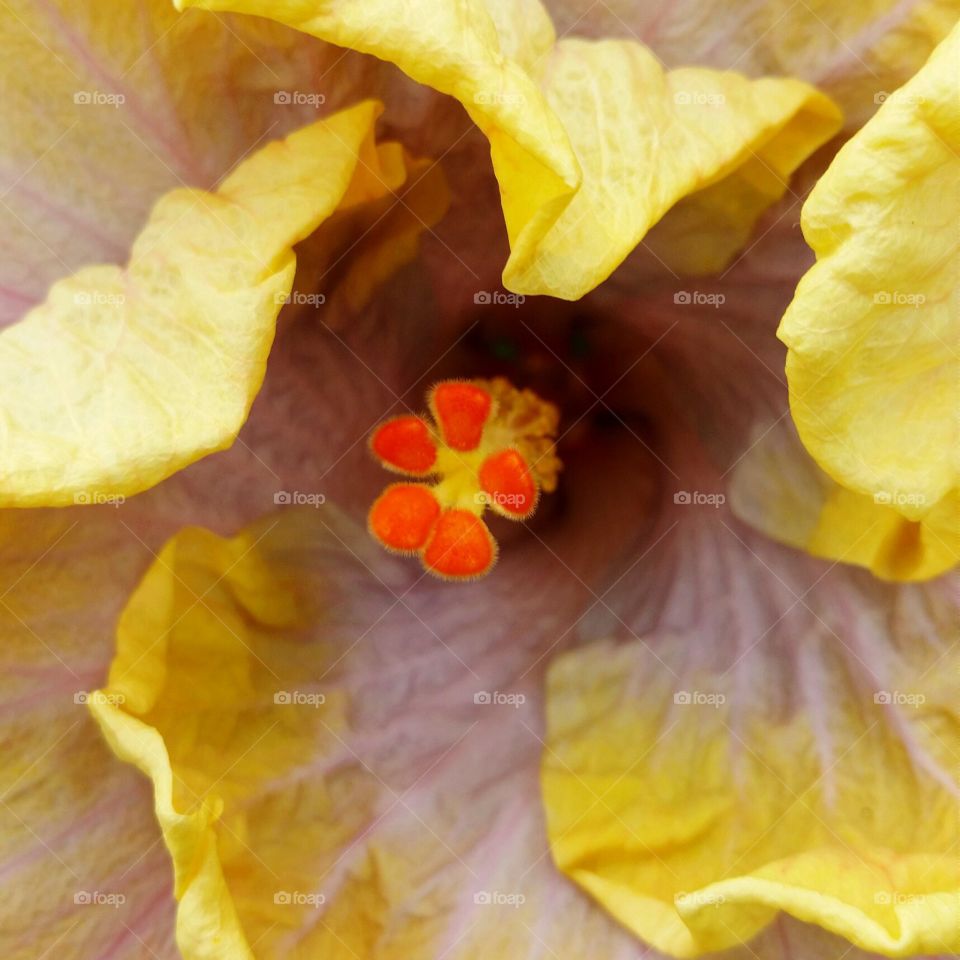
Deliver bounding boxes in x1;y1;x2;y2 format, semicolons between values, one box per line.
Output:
730;421;959;581
0;101;430;507
542;497;960;957
0;0;380;327
778;23;960;577
548;0;960;129
512;40;841;293
86;502;654;960
175;0;840;299
0;509;178;959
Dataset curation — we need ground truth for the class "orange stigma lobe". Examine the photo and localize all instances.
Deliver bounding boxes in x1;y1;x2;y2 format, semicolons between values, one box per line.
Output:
371;415;437;475
423;510;496;579
369;484;440;552
479;448;537;518
430;382;492;451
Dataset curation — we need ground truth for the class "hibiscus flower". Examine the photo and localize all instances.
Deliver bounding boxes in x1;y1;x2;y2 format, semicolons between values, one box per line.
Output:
0;2;957;959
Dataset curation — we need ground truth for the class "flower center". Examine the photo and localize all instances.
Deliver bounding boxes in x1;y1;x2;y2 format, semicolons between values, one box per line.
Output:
368;378;561;580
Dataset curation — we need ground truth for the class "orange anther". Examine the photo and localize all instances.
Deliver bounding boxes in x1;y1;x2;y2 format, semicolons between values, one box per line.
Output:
423;510;496;579
478;448;537;519
369;484;440;553
430;382;492;451
370;415;437;475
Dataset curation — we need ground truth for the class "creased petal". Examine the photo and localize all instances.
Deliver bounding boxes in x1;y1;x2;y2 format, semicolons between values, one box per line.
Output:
86;441;664;960
0;101;436;507
542;468;960;957
0;0;388;327
778;23;960;577
730;421;959;581
176;0;840;299
0;509;178;960
549;0;960;130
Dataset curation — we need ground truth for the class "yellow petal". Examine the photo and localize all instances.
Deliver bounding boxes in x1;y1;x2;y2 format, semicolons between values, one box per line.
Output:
87;504;673;960
516;41;841;293
0;0;374;326
88;517;332;960
543;613;960;957
176;0;840;299
778;23;960;577
0;508;176;959
0;101;422;507
729;422;959;581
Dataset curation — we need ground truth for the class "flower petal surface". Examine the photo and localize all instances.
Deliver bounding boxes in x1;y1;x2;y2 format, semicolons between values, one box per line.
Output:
176;0;841;298
778;23;960;577
0;102;422;506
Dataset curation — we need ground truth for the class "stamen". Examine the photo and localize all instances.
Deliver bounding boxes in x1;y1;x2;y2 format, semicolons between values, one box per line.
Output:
367;378;560;580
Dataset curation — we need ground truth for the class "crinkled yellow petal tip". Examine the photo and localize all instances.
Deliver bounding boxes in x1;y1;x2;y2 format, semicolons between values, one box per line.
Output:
542;638;960;958
87;519;335;960
176;0;841;300
779;22;960;580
